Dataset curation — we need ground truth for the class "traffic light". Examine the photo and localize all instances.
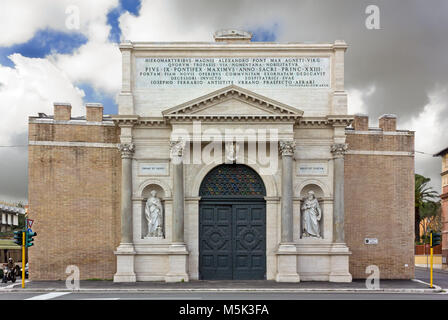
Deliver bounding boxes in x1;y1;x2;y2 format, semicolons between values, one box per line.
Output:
431;231;441;247
25;230;37;248
13;230;23;246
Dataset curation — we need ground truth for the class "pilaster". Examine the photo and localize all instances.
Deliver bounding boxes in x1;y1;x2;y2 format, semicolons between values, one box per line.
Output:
276;141;300;282
114;141;136;282
166;139;189;282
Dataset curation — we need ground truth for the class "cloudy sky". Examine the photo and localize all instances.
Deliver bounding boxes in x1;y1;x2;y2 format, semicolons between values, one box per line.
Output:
0;0;447;203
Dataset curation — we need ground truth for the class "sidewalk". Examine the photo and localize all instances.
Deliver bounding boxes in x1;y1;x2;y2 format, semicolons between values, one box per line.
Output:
0;279;442;294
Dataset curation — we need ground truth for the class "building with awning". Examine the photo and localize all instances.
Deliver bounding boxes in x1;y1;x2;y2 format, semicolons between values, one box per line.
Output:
0;239;22;264
0;203;25;232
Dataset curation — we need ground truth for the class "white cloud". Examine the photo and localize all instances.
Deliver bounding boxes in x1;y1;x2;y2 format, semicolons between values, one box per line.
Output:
118;0;282;42
0;0;122;96
403;85;447;155
50;35;122;95
0;1;122;201
347;85;376;115
119;0;211;42
402;85;448;193
0;53;87;201
0;0;118;46
0;54;85;144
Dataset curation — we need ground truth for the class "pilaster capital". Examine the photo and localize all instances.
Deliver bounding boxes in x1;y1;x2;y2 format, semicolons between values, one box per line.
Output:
170;139;186;164
279;140;295;157
331;143;348;158
118;143;135;159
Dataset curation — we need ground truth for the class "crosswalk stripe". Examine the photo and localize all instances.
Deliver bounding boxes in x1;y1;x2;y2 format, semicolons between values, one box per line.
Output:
25;292;71;300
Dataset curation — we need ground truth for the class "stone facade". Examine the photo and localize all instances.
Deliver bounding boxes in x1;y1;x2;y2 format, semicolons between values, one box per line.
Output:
28;31;415;281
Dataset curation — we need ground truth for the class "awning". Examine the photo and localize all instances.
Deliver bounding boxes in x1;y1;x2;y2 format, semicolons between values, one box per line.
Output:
0;239;21;250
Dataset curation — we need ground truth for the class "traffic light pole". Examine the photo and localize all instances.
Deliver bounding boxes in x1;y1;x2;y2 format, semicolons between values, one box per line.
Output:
430;232;433;289
22;231;25;289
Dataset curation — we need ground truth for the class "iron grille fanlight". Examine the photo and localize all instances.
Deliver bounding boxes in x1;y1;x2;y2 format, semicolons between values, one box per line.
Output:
199;164;266;196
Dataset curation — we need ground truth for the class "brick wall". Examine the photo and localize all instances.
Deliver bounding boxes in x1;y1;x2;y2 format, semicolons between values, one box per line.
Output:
28;117;121;280
344;116;415;279
441;194;448;268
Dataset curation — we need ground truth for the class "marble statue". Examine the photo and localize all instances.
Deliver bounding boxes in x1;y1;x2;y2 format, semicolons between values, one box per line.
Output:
301;191;322;238
145;190;164;237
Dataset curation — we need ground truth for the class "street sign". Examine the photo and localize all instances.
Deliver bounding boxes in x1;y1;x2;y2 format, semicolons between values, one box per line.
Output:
27;228;32;233
26;219;34;229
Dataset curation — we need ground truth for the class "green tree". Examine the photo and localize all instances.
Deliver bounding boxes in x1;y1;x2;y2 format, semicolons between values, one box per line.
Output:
419;201;442;244
415;174;439;242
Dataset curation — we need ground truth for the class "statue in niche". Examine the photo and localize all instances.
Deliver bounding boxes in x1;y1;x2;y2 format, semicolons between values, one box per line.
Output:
301;191;322;238
145;190;164;238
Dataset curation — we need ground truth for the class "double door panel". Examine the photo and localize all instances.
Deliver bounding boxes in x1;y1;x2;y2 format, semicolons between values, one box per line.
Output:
199;202;266;280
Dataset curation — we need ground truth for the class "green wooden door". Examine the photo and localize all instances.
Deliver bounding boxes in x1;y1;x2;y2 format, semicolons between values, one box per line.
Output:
199;201;266;280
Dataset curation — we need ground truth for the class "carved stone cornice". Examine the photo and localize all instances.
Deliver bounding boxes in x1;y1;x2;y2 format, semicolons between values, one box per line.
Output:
118;143;135;159
327;115;354;127
331;143;348;158
298;115;354;128
111;115;139;127
166;114;301;123
279;140;296;157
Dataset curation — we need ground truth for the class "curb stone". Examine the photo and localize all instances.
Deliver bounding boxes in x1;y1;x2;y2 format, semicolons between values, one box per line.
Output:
0;279;442;294
0;288;443;294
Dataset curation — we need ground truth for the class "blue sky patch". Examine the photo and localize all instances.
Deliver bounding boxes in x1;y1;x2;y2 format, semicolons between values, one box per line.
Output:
107;0;142;43
77;83;118;115
249;24;279;42
0;29;87;67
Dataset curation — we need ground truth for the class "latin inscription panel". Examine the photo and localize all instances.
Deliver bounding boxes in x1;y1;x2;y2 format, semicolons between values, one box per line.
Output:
135;57;330;89
138;163;169;176
297;163;328;176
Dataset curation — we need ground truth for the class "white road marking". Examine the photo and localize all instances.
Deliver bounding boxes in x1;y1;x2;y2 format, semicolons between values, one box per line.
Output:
25;292;71;300
80;298;120;300
0;280;30;290
126;297;203;300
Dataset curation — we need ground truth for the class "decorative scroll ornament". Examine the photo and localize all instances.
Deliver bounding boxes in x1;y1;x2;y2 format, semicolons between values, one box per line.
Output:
279;140;296;156
331;143;348;157
225;141;240;163
118;143;135;159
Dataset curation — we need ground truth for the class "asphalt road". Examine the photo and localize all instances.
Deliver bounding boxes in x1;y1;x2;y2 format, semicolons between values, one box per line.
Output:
0;267;446;300
415;267;448;288
0;291;447;300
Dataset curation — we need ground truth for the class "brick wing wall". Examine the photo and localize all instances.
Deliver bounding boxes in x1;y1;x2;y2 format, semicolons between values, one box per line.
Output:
344;131;415;279
28;122;121;280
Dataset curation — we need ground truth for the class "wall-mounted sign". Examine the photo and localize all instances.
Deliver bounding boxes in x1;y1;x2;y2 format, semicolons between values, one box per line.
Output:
135;57;330;89
364;238;378;245
297;163;327;176
138;163;169;176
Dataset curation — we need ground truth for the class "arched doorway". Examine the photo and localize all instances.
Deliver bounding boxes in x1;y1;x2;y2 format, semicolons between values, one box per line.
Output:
199;164;266;280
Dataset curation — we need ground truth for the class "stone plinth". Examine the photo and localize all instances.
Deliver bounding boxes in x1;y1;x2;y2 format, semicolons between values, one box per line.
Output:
165;243;189;283
275;243;300;282
113;244;136;282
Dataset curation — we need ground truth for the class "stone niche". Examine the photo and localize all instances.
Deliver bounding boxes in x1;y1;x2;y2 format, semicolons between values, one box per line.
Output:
299;183;325;240
141;184;165;239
